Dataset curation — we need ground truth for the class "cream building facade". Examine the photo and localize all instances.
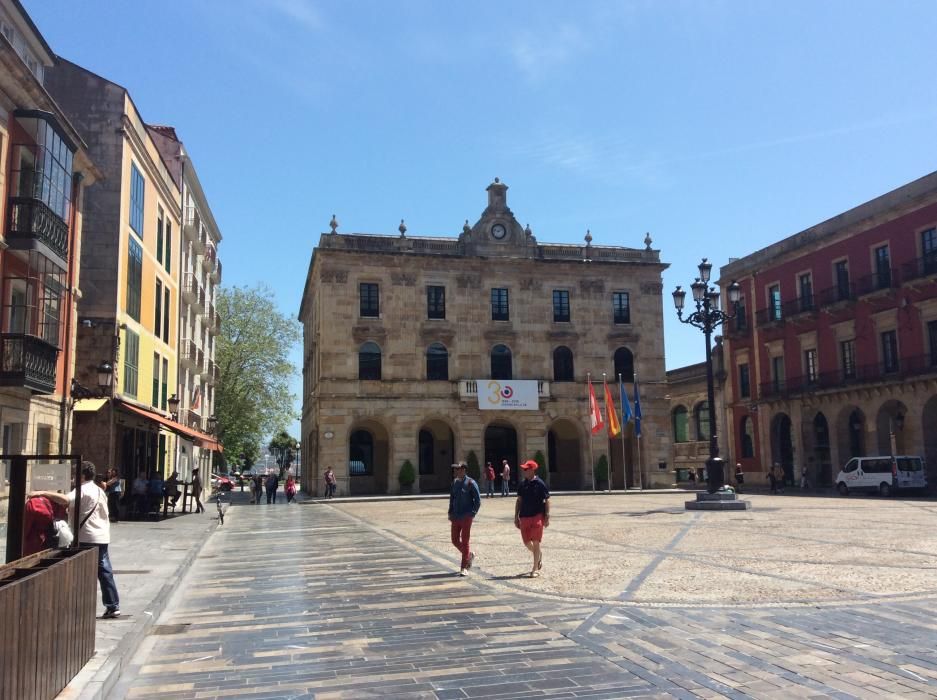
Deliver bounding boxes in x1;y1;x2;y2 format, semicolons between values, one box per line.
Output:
300;180;672;495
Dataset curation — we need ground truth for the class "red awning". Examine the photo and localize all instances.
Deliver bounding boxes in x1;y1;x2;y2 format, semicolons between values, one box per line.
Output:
116;400;223;453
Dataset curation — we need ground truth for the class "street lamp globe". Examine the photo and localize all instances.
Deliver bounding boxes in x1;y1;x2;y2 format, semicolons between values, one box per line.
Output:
97;362;114;392
707;289;721;309
698;258;712;284
691;278;706;303
728;280;741;304
672;286;686;312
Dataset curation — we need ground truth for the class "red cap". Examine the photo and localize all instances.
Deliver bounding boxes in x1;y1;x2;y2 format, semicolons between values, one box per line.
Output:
520;459;539;470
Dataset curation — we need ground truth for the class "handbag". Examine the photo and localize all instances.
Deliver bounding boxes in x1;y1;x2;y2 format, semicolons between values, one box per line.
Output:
47;519;74;548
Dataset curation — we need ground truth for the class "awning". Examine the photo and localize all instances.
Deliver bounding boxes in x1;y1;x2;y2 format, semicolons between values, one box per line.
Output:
116;400;223;452
73;398;108;412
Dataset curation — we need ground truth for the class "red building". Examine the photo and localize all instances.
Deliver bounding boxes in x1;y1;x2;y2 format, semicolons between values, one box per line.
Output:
720;170;937;488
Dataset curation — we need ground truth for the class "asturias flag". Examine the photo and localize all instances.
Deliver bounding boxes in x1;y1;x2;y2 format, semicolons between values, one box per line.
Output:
588;380;604;434
619;375;633;423
603;379;621;437
633;377;642;438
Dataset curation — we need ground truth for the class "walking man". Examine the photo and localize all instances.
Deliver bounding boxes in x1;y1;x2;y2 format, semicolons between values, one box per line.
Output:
485;462;496;498
266;471;280;503
501;459;511;497
448;462;480;576
192;467;204;513
515;459;550;578
31;462;120;618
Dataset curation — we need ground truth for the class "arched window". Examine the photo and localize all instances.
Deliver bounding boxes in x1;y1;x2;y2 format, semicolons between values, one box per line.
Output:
553;346;574;381
672;406;688;443
426;343;448;381
695;402;710;441
491;344;512;380
613;347;634;382
349;430;373;475
740;416;754;458
358;341;381;380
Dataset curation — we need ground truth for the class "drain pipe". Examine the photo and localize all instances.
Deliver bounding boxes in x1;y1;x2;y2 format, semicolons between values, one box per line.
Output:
59;171;84;454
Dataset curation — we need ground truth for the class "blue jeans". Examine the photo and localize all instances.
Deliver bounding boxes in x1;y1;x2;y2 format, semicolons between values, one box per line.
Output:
95;543;120;610
486;481;494;497
501;480;509;496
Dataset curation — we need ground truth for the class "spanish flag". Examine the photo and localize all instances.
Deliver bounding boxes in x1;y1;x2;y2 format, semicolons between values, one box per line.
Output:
604;379;621;437
588;379;604;434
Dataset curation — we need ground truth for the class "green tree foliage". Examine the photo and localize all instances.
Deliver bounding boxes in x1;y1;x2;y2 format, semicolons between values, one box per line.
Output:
216;284;300;469
269;429;299;476
533;450;547;481
595;454;609;483
398;459;415;486
465;450;481;481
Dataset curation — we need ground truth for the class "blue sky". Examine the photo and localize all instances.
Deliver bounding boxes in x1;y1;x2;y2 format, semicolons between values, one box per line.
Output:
25;0;937;435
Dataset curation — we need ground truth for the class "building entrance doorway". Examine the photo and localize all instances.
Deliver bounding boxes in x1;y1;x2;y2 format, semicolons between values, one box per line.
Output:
485;423;517;492
771;413;794;485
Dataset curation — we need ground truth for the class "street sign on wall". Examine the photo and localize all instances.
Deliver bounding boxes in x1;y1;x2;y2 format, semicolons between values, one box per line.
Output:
477;380;539;410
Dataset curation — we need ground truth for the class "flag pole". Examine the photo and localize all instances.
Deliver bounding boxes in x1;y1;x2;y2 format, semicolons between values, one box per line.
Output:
587;372;595;492
618;372;628;492
636;369;644;490
603;372;611;492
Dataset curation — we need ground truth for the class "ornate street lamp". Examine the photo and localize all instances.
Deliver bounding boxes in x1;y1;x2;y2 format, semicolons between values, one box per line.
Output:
207;415;218;435
673;259;741;492
168;394;180;421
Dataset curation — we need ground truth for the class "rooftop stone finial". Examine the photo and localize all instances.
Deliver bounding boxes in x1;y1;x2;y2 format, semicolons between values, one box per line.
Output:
644;232;653;250
463;219;471;235
525;223;532;237
329;214;338;233
584;229;593;245
399;219;407;237
494;177;500;184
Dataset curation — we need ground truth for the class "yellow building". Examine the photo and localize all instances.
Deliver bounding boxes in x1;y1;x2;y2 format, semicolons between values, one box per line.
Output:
45;60;216;489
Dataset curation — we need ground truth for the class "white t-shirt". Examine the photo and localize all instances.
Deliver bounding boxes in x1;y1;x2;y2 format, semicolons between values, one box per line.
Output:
66;481;110;544
502;464;511;479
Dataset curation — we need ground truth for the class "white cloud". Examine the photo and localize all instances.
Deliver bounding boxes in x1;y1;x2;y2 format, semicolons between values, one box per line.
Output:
267;0;322;32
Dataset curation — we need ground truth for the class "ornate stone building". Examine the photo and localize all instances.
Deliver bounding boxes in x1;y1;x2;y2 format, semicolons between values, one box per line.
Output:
299;180;672;495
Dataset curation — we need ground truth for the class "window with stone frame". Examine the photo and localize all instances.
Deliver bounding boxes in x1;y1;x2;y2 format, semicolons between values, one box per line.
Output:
359;283;379;318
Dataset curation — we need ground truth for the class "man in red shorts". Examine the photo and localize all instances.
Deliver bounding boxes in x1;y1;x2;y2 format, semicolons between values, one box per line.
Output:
514;458;550;577
448;462;480;576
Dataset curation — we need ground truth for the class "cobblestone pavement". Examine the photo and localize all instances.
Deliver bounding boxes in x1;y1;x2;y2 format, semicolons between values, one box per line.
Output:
119;495;937;699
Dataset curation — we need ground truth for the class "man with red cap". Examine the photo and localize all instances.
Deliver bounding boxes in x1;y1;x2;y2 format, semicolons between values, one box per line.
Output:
514;458;550;577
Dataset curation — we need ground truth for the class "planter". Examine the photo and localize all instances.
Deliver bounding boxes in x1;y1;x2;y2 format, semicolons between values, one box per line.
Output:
399;483;414;495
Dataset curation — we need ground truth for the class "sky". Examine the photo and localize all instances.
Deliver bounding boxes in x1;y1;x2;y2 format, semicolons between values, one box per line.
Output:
24;0;937;437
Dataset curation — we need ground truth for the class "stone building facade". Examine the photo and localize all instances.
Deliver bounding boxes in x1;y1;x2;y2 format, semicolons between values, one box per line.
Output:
300;180;672;495
720;169;937;489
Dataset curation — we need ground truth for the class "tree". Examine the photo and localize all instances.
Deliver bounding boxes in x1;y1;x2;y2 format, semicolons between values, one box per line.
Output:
216;284;300;470
465;450;481;481
533;450;547;481
269;429;299;476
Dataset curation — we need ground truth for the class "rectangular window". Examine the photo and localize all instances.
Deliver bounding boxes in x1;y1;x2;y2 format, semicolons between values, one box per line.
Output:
156;206;164;264
130;163;144;237
835;260;850;300
841;339;856;379
798;273;813;311
805;348;818;384
163;288;170;344
123;329;139;397
154;279;162;338
553;289;570;323
881;330;899;373
929;320;937;367
768;285;782;321
491;288;509;321
127;237;143;321
165;221;172;273
735;297;747;331
923;228;937;274
771;356;785;392
874;245;891;288
152;353;160;407
359;282;379;317
426;285;445;320
739;363;750;399
161;357;169;410
612;291;630;324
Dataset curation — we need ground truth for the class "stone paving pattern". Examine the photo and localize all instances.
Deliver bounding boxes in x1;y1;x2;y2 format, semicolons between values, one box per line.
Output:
120;494;937;699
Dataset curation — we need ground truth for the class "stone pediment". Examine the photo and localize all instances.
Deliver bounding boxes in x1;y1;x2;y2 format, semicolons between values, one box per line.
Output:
459;179;539;259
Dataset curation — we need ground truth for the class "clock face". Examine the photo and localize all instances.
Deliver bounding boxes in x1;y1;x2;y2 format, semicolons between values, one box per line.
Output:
491;224;507;240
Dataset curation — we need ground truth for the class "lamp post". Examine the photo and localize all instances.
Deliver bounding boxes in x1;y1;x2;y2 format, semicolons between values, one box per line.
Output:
168;394;180;421
889;411;904;463
673;259;741;493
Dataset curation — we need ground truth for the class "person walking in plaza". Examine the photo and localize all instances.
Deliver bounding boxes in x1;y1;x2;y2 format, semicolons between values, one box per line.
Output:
266;471;280;503
501;459;511;497
515;458;550;578
485;462;496;498
191;468;204;513
734;463;744;494
31;462;121;618
800;466;809;490
105;468;122;522
253;474;264;504
285;474;297;503
448;462;480;576
324;465;337;498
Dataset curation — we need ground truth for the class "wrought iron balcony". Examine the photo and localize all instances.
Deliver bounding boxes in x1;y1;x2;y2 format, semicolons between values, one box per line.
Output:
181;407;201;430
724;315;750;338
211;257;222;283
901;254;937;285
0;333;59;394
180;339;198;369
6;196;69;268
815;281;856;308
182;272;198;304
856;269;897;296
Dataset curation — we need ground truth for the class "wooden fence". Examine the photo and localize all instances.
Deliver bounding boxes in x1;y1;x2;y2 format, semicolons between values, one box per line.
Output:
0;546;97;700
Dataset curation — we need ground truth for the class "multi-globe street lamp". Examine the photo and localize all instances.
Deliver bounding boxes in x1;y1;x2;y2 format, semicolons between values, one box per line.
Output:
672;258;741;493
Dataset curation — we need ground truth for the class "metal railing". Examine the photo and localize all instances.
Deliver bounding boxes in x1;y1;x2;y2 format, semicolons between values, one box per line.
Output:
855;269;897;296
6;196;69;264
901;254;937;284
0;333;59;394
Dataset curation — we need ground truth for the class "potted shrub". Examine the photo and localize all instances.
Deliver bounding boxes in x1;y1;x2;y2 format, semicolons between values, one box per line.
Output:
398;459;415;494
465;451;481;482
594;454;609;490
533;450;548;482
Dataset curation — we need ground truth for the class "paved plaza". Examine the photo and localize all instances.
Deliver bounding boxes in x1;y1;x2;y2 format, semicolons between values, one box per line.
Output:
116;493;937;699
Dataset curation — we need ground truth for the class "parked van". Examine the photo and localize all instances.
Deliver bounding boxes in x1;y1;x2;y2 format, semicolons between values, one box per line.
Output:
835;456;927;496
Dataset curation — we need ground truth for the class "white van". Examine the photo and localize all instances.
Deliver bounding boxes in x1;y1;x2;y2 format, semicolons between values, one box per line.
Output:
835;456;927;496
